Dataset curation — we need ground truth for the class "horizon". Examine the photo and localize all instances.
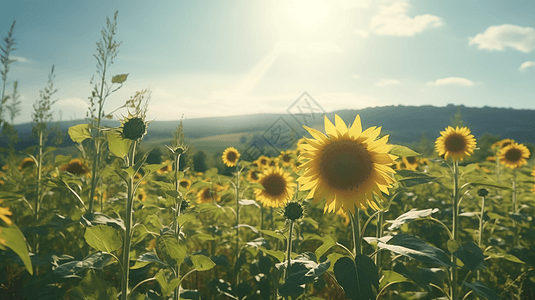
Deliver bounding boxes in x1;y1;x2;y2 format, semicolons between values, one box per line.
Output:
2;1;535;124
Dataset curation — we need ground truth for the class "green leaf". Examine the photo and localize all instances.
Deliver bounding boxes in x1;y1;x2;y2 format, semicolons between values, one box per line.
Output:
463;281;499;300
156;235;187;267
68;124;91;143
258;246;285;262
469;177;512;190
0;226;33;275
484;247;524;264
334;255;379;300
389;145;421;157
315;235;336;259
190;254;216;271
65;270;118;300
452;242;485;271
144;162;170;174
386;208;439;231
155;269;181;297
239;199;260;208
53;252;112;278
54;154;72;164
379;270;411;290
279;252;330;299
111;73;128;84
176;213;197;228
259;229;286;243
84;225;122;253
107;130;132;158
248;182;265;190
378;234;456;267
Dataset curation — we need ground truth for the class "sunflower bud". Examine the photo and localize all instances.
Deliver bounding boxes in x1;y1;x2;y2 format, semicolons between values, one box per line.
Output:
477;189;489;197
283;201;304;221
121;116;147;141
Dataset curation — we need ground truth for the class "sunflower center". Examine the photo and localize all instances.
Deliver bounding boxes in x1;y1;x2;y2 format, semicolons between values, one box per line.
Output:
319;141;372;191
406;157;416;164
251;171;259;181
445;134;466;152
179;180;189;188
505;148;522;162
203;188;211;199
262;174;286;197
226;151;237;162
283;154;291;162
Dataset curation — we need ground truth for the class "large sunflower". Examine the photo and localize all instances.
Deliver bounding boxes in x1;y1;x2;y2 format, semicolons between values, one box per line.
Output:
254;167;295;208
298;114;397;214
222;147;240;167
435;126;477;161
499;142;530;169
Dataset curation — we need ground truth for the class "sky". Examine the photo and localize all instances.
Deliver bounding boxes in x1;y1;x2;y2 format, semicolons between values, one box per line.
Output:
1;0;535;124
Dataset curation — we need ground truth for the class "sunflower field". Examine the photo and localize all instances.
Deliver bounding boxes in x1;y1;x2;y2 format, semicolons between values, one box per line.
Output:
1;12;535;300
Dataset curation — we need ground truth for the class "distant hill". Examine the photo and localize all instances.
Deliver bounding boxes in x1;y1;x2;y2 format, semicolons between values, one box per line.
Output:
3;104;535;154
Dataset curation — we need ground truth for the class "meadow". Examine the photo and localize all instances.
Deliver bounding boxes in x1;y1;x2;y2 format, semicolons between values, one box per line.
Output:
1;12;534;300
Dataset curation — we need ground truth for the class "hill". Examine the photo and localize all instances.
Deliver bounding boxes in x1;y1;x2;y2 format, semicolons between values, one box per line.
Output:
2;104;535;155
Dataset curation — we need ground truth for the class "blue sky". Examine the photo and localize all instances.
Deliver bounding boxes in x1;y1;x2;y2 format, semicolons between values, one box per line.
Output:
2;0;534;124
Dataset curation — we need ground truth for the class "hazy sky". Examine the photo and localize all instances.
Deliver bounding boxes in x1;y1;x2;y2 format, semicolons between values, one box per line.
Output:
2;0;535;124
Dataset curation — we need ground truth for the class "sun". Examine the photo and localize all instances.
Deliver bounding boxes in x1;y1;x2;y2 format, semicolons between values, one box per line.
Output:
283;0;333;31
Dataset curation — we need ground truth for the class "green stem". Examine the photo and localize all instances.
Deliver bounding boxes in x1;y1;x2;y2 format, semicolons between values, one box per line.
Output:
375;211;384;266
285;220;294;280
235;164;241;286
477;195;485;281
349;207;361;257
173;153;182;300
451;160;459;300
121;141;137;300
34;131;44;255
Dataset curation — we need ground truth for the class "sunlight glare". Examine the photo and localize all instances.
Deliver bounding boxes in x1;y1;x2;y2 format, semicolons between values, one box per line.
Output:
283;0;333;31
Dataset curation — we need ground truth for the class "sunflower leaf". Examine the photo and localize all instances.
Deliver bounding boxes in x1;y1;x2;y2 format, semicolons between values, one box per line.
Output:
68;124;92;143
0;225;33;275
84;225;122;253
389;145;421;157
386;208;439;231
111;73;128;83
463;281;499;300
107;130;132;158
378;234;456;267
334;255;378;300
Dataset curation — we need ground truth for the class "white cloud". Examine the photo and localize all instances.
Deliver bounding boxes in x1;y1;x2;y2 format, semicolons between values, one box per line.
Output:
469;24;535;53
10;55;30;63
427;77;474;86
370;1;443;36
354;29;370;38
375;79;400;87
519;61;535;71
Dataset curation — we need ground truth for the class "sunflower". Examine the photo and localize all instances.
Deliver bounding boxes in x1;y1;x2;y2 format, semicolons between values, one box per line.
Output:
277;150;295;167
402;157;419;171
222;147;240;167
254;167;295;208
298;115;397;213
18;157;35;170
254;156;271;169
157;161;172;174
136;188;147;202
420;158;430;166
491;139;515;150
486;156;496;162
247;169;261;183
435;126;477;161
60;159;90;176
196;186;221;204
499;143;530;169
179;178;192;189
0;200;13;226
